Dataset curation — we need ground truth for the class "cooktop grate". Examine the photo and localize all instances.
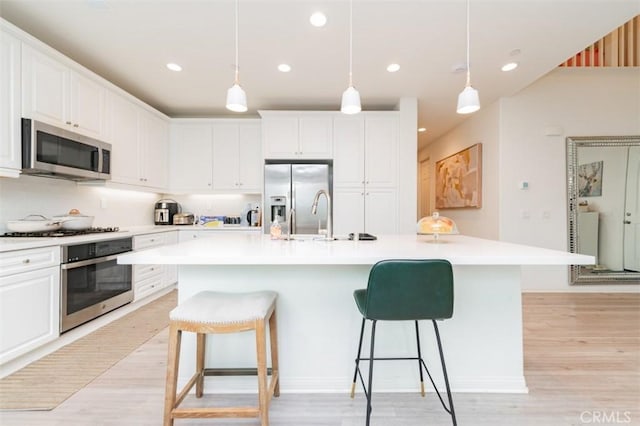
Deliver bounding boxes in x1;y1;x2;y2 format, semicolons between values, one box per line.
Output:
2;227;120;238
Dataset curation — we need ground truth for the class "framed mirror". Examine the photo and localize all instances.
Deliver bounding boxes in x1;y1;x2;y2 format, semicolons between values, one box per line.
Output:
567;135;640;284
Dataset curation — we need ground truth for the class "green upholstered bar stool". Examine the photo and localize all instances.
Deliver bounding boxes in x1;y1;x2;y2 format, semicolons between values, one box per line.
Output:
350;259;457;426
163;291;280;426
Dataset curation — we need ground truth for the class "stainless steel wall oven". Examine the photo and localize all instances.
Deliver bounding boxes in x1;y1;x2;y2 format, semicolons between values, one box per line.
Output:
60;237;133;333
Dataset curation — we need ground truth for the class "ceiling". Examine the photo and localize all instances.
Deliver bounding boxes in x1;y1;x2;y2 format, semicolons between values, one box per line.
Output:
1;1;638;150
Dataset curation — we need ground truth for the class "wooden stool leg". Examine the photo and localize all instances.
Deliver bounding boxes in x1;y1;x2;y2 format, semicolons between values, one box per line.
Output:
195;332;206;398
268;308;280;397
256;319;269;426
163;323;182;426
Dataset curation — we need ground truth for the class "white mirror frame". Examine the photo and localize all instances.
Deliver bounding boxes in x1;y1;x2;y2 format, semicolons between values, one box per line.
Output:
567;135;640;285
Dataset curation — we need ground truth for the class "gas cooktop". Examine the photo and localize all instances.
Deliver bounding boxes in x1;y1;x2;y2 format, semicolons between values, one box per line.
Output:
2;227;120;238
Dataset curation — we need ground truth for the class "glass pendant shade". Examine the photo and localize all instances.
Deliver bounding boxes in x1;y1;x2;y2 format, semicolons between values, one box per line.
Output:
226;83;247;112
341;86;361;114
456;85;480;114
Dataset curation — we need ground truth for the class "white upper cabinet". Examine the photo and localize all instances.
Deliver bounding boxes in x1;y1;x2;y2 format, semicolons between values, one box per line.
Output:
0;29;21;177
106;90;169;190
212;121;262;192
22;44;105;140
333;113;398;188
170;122;213;192
169;119;262;194
261;112;333;159
106;91;141;186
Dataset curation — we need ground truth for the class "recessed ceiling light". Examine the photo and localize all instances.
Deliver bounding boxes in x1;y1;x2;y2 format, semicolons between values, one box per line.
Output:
501;62;518;72
310;12;327;27
418;127;427;133
387;63;400;73
166;63;182;72
278;64;292;73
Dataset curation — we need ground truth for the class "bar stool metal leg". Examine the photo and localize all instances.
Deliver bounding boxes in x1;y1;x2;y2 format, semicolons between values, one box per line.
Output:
351;318;366;398
433;320;457;426
415;321;426;397
365;320;377;426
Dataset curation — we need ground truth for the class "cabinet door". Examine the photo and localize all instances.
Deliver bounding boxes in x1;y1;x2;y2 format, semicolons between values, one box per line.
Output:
238;122;262;192
0;266;60;364
333;187;365;235
262;116;298;158
365;115;398;187
141;111;169;189
0;30;21;175
365;188;398;235
212;123;240;190
299;116;333;158
333;116;365;186
106;91;141;185
163;232;178;286
69;71;105;139
22;45;67;126
169;123;213;192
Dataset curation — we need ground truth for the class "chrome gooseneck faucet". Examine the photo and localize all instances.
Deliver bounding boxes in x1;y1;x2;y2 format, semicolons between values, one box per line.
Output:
311;189;333;240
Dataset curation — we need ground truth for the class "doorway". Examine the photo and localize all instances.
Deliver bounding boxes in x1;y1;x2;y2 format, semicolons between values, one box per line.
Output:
419;159;431;218
623;146;640;271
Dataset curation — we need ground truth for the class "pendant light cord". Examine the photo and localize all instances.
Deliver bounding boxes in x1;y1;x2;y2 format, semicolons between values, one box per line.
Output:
348;0;353;87
465;0;471;87
234;0;239;85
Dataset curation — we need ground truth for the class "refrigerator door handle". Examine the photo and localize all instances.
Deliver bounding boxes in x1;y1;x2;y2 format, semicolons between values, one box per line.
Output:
291;184;296;234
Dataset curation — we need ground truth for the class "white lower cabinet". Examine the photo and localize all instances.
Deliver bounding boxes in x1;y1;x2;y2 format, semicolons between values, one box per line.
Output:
178;229;260;243
0;246;60;364
132;232;177;301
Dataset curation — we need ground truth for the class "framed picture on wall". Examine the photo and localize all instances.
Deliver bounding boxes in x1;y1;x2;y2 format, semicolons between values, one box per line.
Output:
577;160;603;197
435;143;482;209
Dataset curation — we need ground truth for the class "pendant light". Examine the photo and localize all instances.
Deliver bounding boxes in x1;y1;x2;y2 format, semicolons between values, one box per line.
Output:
456;0;480;114
341;0;361;114
226;0;247;112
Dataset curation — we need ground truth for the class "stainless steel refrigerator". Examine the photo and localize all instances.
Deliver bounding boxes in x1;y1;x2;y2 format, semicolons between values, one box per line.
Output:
264;161;332;235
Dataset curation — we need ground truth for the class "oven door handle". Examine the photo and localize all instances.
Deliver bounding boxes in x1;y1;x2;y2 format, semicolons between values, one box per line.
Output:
60;253;126;270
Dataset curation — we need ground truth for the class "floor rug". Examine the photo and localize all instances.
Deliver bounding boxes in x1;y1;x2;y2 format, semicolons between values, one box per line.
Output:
0;290;176;411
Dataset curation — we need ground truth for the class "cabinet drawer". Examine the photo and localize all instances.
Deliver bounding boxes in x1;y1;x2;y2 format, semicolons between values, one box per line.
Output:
134;274;164;301
133;233;166;250
0;246;60;278
134;264;163;282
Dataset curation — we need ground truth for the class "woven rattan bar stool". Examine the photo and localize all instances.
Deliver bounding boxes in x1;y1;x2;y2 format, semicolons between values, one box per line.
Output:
350;259;456;426
163;290;280;426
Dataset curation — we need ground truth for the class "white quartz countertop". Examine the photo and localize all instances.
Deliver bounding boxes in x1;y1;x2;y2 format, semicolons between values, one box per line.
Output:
117;233;595;266
0;225;260;252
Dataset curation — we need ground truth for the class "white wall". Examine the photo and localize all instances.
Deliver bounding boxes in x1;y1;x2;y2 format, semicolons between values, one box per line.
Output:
422;101;501;240
0;175;160;233
396;97;418;233
426;67;639;291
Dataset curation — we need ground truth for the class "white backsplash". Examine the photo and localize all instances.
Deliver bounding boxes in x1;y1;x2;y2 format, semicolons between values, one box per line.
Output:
0;175;261;233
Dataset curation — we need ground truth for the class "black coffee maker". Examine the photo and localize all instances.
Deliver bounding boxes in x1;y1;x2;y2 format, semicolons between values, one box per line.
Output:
154;199;180;225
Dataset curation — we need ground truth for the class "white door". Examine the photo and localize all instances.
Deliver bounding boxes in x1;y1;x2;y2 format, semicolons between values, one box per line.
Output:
0;30;21;174
140;112;169;189
365;188;398;235
299;116;333;158
419;159;431;218
22;45;67;126
69;71;104;139
262;116;298;158
623;146;640;271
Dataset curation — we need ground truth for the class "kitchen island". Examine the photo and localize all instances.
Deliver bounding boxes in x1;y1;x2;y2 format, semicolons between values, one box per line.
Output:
117;233;593;394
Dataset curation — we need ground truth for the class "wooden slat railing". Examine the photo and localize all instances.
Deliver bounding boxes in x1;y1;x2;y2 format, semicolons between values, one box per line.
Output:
560;15;639;67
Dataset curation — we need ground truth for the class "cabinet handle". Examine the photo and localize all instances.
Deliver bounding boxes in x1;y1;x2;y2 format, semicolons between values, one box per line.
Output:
193;235;197;238
239;182;243;186
624;220;632;224
73;124;79;128
361;192;364;196
366;192;369;195
66;121;72;125
208;183;211;186
23;259;31;264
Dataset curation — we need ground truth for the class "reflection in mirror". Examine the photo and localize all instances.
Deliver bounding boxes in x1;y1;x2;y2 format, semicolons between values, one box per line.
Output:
567;136;640;284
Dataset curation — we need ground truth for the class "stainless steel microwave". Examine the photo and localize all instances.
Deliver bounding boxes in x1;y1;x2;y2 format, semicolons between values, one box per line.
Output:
21;118;112;181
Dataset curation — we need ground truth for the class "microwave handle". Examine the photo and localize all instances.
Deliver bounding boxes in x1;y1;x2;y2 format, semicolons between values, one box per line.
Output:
96;148;103;173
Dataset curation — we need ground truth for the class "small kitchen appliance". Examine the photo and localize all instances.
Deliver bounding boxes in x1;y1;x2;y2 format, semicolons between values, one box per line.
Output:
173;213;194;225
154;199;180;225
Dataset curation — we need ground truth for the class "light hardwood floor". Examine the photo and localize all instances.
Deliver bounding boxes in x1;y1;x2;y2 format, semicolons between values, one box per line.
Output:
0;293;638;426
